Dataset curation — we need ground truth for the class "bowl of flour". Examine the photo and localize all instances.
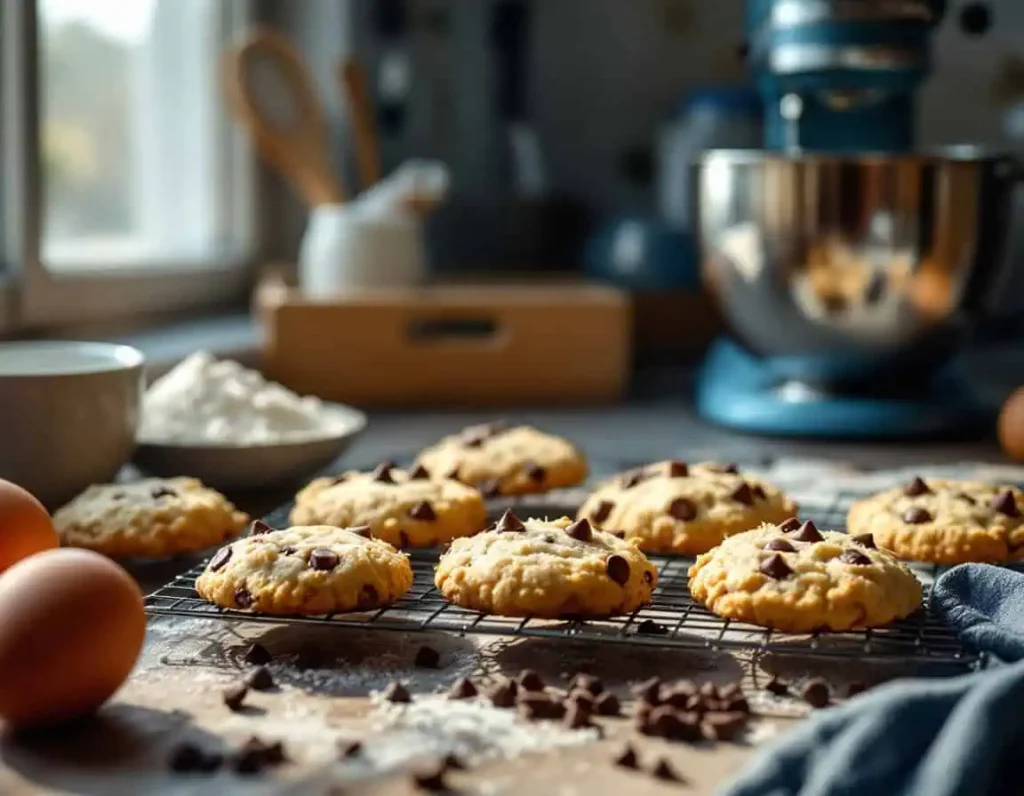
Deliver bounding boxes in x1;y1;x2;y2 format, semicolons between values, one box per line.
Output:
134;352;366;491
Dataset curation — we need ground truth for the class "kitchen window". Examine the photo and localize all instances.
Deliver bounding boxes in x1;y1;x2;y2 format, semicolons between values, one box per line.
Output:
1;0;257;332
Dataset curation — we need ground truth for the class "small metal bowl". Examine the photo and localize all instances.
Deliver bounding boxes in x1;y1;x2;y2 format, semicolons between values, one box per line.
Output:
133;403;367;492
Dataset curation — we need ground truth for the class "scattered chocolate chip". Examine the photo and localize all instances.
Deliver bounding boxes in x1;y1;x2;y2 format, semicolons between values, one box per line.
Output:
414;646;441;669
684;694;706;713
668;497;697;521
764;676;789;696
635;677;663;705
309;548;339;570
518;693;565;721
413;766;449;792
590;500;614;524
702;711;748;741
340;740;362;758
488;680;517;708
839;549;872;566
731;483;755;506
852;533;876;549
642;706;683;738
633;703;651;728
724;696;750;714
636;619;668;635
247;666;274;691
789;520;823;542
565;518;593;542
448;677;477;700
409;464;431;480
801;678;831;708
605;555;630;586
223;684;248;712
571;673;604;697
764;538;795;552
594;691;621;716
614;744;639;769
751;484;767;500
209;547;232;572
446;467;461;481
443;753;466;771
234;589;253;609
524;462;546;482
408;501;437;521
494;509;525;533
371;463;395;483
250;519;272;535
957;492;977;505
903;507;932;524
993;490;1021;518
169;742;222;773
244;643;272;665
652;757;683;782
778;517;801;532
904;477;932;497
563;702;594;730
384;682;412;704
668;461;689;478
480;479;502;498
843;681;868;698
349;525;373;538
151;487;177;499
518;670;545;692
760;553;793;580
233;737;287;774
663;683;696;709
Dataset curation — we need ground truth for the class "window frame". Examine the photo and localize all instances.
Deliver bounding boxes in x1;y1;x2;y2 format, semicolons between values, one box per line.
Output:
2;0;260;333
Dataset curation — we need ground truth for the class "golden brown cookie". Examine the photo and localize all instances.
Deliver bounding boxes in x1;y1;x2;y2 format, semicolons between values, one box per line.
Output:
688;521;922;632
54;478;249;559
290;463;487;548
195;525;413;615
435;512;657;618
414;423;588;497
847;476;1024;564
577;461;797;555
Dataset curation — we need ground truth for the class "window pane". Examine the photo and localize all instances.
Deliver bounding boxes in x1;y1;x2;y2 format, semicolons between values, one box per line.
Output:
39;0;230;266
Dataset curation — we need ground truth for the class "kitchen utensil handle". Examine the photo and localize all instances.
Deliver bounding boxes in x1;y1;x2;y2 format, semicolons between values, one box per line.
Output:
223;27;345;206
491;0;528;122
338;58;383;191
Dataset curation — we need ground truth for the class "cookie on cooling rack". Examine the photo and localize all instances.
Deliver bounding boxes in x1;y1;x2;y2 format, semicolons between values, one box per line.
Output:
687;520;922;633
847;476;1024;564
413;423;588;498
435;511;657;618
54;478;249;559
290;462;487;548
577;460;797;555
195;525;413;615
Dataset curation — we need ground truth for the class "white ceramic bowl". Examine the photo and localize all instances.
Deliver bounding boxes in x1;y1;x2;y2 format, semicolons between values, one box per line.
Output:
0;341;144;508
133;403;368;492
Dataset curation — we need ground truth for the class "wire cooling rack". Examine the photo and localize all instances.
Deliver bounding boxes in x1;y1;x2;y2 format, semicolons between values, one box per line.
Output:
145;476;983;668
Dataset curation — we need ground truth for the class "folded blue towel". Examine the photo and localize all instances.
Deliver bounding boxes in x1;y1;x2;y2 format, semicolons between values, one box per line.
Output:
722;564;1024;796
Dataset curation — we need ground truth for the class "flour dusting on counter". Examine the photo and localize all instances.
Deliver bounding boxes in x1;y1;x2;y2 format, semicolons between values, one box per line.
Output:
139;352;355;444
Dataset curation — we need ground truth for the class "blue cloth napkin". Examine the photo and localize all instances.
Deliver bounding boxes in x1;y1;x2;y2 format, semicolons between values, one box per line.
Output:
722;564;1024;796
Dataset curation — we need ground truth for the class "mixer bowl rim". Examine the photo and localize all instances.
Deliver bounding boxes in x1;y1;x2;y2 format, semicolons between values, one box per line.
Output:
699;145;1006;166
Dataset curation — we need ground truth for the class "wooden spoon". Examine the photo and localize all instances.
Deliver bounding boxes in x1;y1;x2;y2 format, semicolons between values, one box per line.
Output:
338;57;383;191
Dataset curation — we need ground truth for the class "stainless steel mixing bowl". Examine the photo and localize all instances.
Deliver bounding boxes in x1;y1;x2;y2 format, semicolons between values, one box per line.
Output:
695;148;1020;378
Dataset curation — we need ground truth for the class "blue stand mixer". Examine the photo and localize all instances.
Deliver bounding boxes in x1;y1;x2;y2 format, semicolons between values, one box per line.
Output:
695;0;1018;438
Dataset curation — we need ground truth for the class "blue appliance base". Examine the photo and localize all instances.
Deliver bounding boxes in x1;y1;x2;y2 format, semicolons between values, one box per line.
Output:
696;339;993;439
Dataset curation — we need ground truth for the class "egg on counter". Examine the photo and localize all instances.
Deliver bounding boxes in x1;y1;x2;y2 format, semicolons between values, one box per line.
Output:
0;549;146;729
0;478;58;574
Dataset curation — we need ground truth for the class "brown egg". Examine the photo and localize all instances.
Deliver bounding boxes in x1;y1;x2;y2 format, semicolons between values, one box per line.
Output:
0;479;58;574
0;549;146;728
999;387;1024;462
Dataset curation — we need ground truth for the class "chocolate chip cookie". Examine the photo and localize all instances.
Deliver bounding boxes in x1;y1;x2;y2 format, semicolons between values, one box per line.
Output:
195;525;413;615
847;477;1024;564
688;521;922;632
413;423;588;497
54;478;249;559
577;461;797;555
290;463;487;548
434;512;657;618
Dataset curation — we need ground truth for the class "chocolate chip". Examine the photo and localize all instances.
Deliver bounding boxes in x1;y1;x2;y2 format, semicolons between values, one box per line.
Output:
408;501;437;521
778;517;801;532
702;710;748;741
642;706;683;738
280;546;297;556
751;484;767;500
234;589;253;609
765;676;789;696
605;555;630;585
330;474;349;485
957;492;977;505
993;490;1021;518
613;744;639;769
524;462;546;482
663;682;696;708
620;471;644;489
764;538;795;552
903;507;932;524
488;680;517;708
247;666;274;691
384;682;412;703
565;518;593;542
169;742;222;773
413;766;448;792
360;584;379;607
652;758;682;782
151;487;177;499
518;693;565;721
250;519;272;535
223;683;248;711
563;702;594;730
839;549;872;566
634;677;663;705
494;509;525;533
414;646;441;669
233;737;287;774
636;619;668;635
801;678;831;708
567;689;595;712
462;430;488;448
571;673;604;696
789;520;823;542
209;547;232;572
724;696;750;714
594;691;621;716
843;681;868;698
244;643;272;665
309;548;339;570
730;483;755;506
349;525;373;538
446;467;461;482
712;463;740;474
852;533;876;548
904;477;931;497
590;500;614;524
448;677;478;700
760;553;792;579
372;463;396;483
668;461;689;478
699;682;719;700
518;670;545;691
668;497;697;521
340;740;362;758
480;479;502;498
409;464;431;480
